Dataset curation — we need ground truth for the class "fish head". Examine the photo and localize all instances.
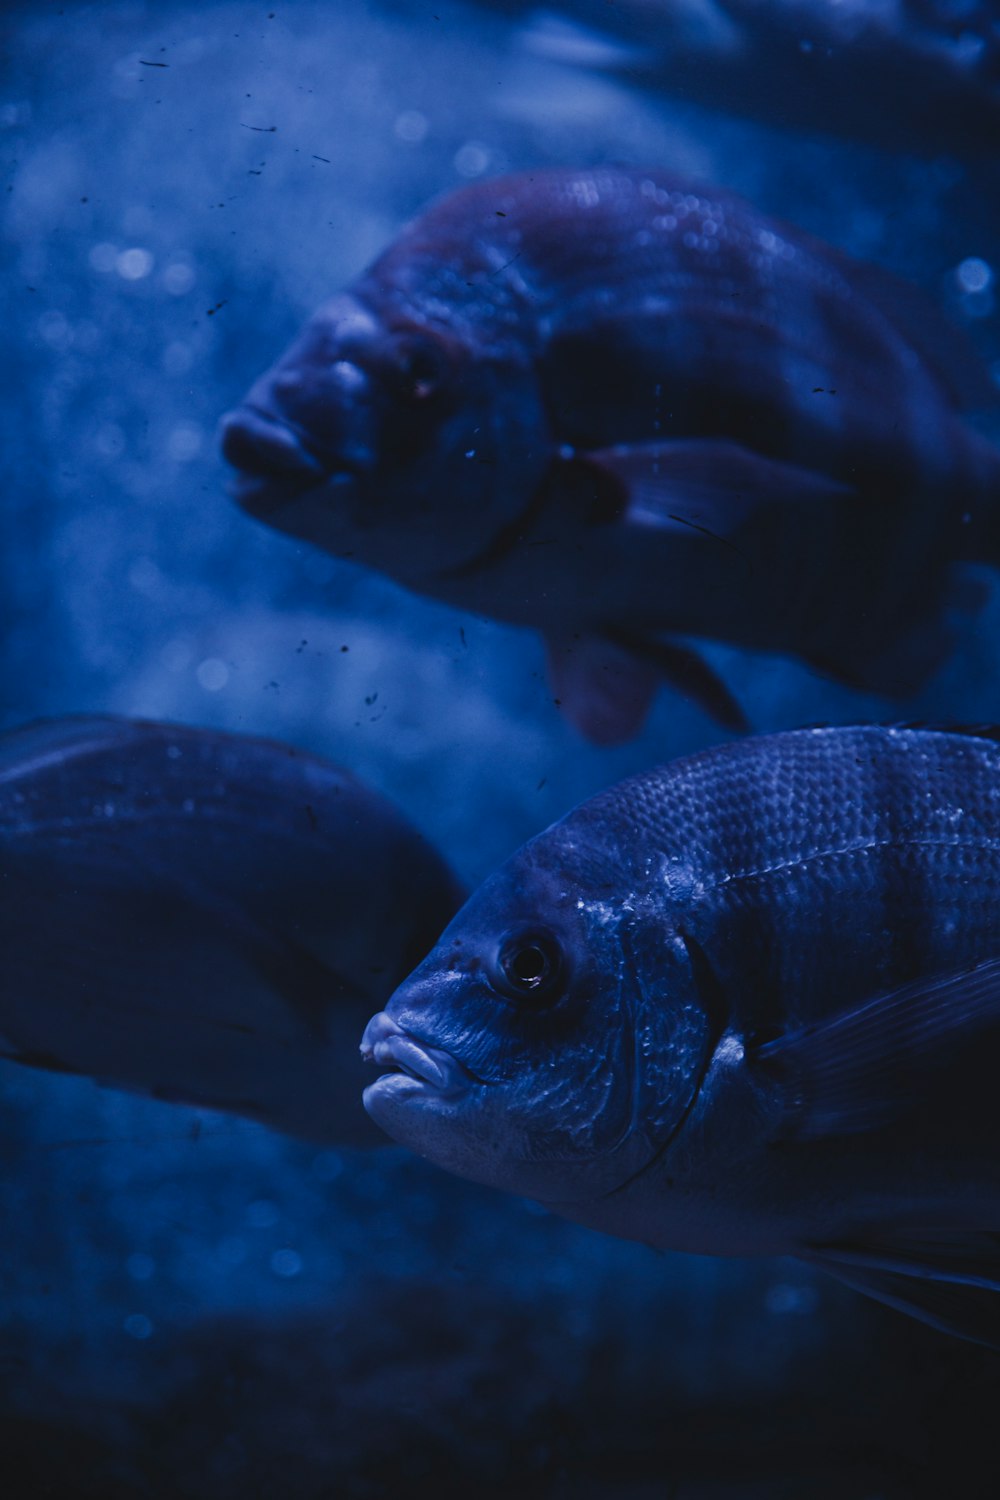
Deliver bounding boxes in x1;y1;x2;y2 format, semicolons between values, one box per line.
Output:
361;823;716;1207
220;292;549;580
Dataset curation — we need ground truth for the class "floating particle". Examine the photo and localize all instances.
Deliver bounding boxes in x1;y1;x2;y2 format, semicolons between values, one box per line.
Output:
956;256;993;294
394;109;428;143
271;1248;303;1278
116;247;154;280
94;423;125;459
196;657;229;692
454;141;489;177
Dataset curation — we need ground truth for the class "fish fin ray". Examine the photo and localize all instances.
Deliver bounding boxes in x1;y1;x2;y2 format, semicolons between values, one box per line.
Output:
545;628;747;742
803;1255;1000;1351
0;715;139;784
575;438;857;544
545;630;661;745
795;721;1000;745
825;248;1000;414
607;630;748;732
756;957;1000;1139
806;1229;1000;1289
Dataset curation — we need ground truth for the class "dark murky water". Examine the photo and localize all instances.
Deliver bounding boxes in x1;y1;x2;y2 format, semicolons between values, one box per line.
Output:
2;3;999;1495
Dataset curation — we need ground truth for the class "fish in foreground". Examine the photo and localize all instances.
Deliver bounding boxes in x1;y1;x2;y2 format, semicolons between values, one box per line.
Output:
363;724;1000;1347
221;167;1000;744
0;716;461;1145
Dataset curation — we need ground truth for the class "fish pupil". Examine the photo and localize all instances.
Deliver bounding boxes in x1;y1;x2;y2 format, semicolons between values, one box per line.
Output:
394;339;445;403
495;931;563;1004
509;945;549;987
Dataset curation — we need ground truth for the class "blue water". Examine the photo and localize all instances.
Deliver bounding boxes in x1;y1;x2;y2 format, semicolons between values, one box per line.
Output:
2;3;999;1495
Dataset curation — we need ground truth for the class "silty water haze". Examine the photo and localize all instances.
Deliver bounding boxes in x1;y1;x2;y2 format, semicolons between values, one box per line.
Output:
3;0;1000;1494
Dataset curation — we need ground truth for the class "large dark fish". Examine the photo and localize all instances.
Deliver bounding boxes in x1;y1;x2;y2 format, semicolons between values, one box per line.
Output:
0;716;461;1145
221;167;1000;744
362;724;1000;1347
514;0;1000;156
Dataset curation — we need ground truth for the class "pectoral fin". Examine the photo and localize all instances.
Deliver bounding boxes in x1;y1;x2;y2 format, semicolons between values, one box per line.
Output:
802;1230;1000;1350
545;628;746;744
573;438;855;548
755;957;1000;1140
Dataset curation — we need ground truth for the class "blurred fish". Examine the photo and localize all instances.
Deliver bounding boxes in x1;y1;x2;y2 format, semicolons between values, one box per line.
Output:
0;716;462;1145
363;724;1000;1347
221;167;1000;744
511;0;1000;155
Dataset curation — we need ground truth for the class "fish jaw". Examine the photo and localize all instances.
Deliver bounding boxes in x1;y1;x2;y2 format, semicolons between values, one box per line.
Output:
219;400;365;552
360;1007;537;1194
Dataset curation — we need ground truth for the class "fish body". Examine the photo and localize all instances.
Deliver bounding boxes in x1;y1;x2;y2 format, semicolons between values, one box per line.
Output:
222;167;1000;742
0;717;461;1145
362;725;1000;1346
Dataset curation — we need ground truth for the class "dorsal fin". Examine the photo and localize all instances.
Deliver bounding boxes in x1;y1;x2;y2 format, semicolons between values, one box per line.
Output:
825;246;1000;414
796;722;1000;746
888;723;1000;744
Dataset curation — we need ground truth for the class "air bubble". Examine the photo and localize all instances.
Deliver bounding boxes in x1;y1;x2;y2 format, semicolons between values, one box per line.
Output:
271;1248;303;1278
956;257;992;294
454;141;489;177
394;110;428;144
196;657;229;691
116;247;154;280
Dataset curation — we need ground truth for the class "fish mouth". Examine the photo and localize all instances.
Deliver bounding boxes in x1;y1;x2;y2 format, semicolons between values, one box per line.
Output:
220;405;361;519
360;1011;471;1100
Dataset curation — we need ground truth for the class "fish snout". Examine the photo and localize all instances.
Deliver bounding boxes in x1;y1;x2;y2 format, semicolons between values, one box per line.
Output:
360;1011;467;1095
220;405;326;492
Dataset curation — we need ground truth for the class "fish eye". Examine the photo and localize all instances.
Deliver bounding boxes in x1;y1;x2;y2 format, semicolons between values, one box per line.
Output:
391;335;449;403
493;929;564;1007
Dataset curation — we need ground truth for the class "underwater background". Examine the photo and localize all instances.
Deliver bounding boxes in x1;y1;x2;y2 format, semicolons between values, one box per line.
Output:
2;2;1000;1495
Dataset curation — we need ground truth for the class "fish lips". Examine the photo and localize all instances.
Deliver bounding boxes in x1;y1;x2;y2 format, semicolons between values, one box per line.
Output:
219;405;361;521
360;1010;473;1112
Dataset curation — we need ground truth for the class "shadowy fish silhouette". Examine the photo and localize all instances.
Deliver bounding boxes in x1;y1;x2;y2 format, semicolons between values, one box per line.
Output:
363;724;1000;1348
222;167;1000;744
515;0;1000;156
0;716;461;1145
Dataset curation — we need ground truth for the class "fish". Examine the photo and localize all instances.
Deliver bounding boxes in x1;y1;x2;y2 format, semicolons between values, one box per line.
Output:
0;716;462;1146
509;0;1000;156
362;724;1000;1348
221;166;1000;744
